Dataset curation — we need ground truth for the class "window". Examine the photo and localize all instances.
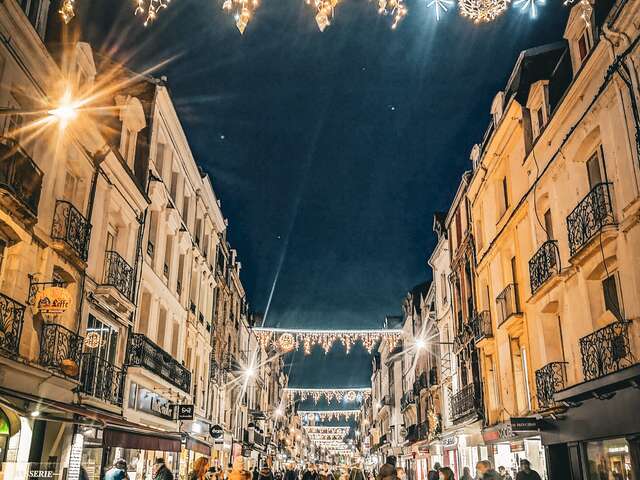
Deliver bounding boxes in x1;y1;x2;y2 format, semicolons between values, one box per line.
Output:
501;176;510;214
544;209;554;241
85;315;118;364
0;239;6;275
577;29;592;63
586;438;632;480
536;108;545;132
156;143;165;177
120;128;137;166
602;274;622;319
157;307;167;348
440;273;447;304
63;171;79;204
587;150;604;189
171;321;180;357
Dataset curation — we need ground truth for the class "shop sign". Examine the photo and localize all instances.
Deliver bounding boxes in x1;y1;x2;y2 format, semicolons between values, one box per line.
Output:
210;424;224;439
510;441;525;453
510;417;539;432
27;465;56;478
34;287;72;316
135;385;174;421
175;404;195;420
482;423;516;443
442;436;457;449
66;433;84;480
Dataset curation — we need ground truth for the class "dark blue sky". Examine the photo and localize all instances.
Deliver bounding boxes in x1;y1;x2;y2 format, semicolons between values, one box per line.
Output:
80;1;568;386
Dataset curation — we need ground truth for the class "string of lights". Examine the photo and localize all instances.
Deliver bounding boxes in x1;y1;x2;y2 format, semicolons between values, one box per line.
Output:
299;409;361;421
285;387;371;403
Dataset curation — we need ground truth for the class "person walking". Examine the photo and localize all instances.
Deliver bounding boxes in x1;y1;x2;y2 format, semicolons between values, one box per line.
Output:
427;463;441;480
303;464;319;480
285;463;299;480
459;467;473;480
498;466;513;480
515;460;541;480
229;457;252;480
105;459;129;480
258;462;275;480
376;464;397;480
153;458;174;480
476;461;500;480
189;458;211;480
438;467;455;480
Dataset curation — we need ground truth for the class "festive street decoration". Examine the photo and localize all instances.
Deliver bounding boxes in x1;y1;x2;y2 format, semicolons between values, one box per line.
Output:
514;0;544;17
299;409;361;421
253;327;403;355
59;0;75;23
307;433;346;440
459;0;509;22
376;0;408;29
135;0;171;26
222;0;260;33
427;0;454;20
303;426;351;434
306;0;340;32
285;387;371;404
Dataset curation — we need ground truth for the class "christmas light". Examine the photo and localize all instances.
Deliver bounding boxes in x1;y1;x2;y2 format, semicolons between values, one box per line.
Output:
427;0;453;20
286;387;371;404
253;327;403;355
376;0;408;29
307;0;340;31
303;426;351;434
59;0;75;23
135;0;171;26
459;0;509;23
514;0;544;18
222;0;259;33
299;409;361;421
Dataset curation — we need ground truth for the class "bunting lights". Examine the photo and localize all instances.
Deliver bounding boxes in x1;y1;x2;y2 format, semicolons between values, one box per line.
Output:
285;387;371;404
303;426;351;434
299;409;361;421
253;327;402;355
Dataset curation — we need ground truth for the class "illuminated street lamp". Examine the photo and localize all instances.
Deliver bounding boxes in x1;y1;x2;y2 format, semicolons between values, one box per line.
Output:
0;89;80;128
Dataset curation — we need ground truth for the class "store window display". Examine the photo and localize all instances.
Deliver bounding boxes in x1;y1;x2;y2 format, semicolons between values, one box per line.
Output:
586;438;632;480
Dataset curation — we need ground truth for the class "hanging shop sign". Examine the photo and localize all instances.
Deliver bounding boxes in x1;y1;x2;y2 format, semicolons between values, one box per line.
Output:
175;404;195;420
66;433;84;480
133;384;174;421
210;424;224;439
34;286;72;316
510;441;525;453
510;417;539;432
482;423;516;443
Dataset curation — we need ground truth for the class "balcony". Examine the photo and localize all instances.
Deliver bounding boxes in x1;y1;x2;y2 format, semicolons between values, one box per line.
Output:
127;333;191;393
102;251;135;300
0;137;43;222
567;182;615;257
413;371;428;394
80;353;124;406
417;421;429;440
529;240;561;295
381;394;394;408
404;424;418;443
472;310;492;342
39;323;83;378
535;361;567;410
51;200;92;262
0;292;25;357
400;391;415;411
579;320;634;382
450;383;480;423
496;283;521;327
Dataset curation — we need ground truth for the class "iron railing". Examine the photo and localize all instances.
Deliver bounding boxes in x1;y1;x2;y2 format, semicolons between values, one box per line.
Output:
579;320;634;381
400;390;415;410
381;394;394;407
0;137;43;216
450;383;479;423
127;333;191;392
51;200;92;261
496;283;521;327
567;182;615;256
80;353;124;405
404;424;418;443
529;240;561;294
103;251;135;300
472;310;492;342
39;323;83;378
535;361;567;409
0;292;25;356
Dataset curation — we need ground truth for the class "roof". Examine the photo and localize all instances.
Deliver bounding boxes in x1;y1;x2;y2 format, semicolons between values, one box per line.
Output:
408;281;431;313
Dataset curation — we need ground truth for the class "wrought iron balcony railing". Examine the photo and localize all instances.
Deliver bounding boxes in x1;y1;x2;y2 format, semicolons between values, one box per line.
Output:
103;251;135;300
80;353;124;406
567;182;615;257
404;424;418;443
535;361;567;410
529;240;561;294
580;320;635;382
51;200;92;261
127;333;191;393
400;390;415;410
381;394;394;407
472;310;492;342
0;292;25;356
496;283;521;327
0;137;43;218
450;383;479;423
39;323;83;378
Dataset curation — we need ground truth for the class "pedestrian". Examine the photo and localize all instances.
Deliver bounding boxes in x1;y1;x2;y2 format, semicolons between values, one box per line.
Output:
105;459;129;480
153;458;174;480
460;467;473;480
476;461;500;480
427;463;441;480
376;464;397;480
303;464;319;480
259;462;275;480
318;464;334;480
438;467;455;480
285;463;299;480
189;458;211;480
396;468;406;480
229;457;252;480
350;464;365;480
515;460;541;480
386;457;397;468
498;466;513;480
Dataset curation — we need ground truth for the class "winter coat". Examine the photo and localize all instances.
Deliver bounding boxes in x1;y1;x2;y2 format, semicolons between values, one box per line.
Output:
229;470;252;480
302;471;319;480
284;470;298;480
481;469;501;480
259;468;275;480
154;465;174;480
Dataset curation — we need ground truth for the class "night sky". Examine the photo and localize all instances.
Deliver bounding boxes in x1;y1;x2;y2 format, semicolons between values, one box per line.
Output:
78;1;568;388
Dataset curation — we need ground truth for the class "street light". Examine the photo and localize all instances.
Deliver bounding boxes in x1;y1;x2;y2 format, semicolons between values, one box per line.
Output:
0;89;80;128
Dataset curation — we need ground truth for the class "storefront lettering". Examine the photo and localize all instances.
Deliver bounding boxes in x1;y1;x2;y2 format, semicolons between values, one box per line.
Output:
28;472;54;478
135;385;174;421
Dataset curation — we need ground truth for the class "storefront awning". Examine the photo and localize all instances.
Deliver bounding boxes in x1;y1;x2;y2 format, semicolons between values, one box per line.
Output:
186;435;212;456
104;427;181;452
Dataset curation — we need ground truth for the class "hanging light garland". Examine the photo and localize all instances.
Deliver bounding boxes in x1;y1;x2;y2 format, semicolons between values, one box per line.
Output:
307;433;347;440
306;0;340;32
286;387;371;404
134;0;171;26
299;409;361;421
376;0;408;29
59;0;75;23
458;0;510;23
253;327;403;355
222;0;260;33
303;426;351;434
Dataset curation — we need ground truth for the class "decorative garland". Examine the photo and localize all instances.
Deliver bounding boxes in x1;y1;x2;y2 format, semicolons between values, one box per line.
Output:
307;433;346;440
285;387;371;403
253;327;403;355
299;409;361;421
303;426;351;434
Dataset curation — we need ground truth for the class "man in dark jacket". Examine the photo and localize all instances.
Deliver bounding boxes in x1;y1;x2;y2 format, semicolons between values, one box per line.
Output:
284;464;299;480
258;463;275;480
426;462;440;480
153;458;174;480
476;460;501;480
302;464;319;480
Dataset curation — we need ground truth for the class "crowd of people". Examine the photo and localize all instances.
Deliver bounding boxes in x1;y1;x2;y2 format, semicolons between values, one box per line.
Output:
102;455;542;480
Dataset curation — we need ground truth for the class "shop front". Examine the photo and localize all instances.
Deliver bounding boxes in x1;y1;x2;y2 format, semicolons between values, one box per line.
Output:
482;422;546;480
179;434;212;479
541;374;640;480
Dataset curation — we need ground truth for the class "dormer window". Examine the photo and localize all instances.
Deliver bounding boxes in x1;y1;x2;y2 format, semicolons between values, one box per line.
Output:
564;2;594;72
527;80;549;141
117;96;146;169
577;28;592;63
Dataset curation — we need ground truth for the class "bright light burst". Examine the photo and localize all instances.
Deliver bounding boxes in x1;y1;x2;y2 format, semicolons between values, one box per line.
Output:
59;0;75;23
135;0;171;26
514;0;544;18
459;0;509;23
427;0;453;21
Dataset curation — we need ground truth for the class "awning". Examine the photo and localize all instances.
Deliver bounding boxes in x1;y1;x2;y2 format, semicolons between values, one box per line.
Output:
104;427;181;452
186;435;212;456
